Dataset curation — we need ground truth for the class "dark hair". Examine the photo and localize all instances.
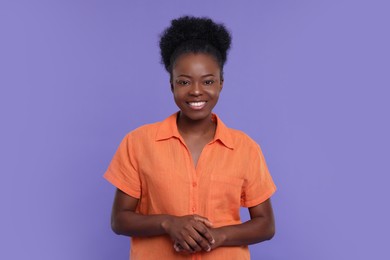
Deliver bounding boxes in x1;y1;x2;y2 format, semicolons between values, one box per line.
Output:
159;16;232;80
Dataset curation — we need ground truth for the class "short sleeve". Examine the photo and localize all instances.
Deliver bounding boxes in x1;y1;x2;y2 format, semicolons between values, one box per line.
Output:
103;133;141;198
241;143;276;208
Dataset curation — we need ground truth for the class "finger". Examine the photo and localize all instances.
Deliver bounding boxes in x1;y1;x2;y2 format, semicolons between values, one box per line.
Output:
193;215;213;228
185;236;202;252
177;240;194;253
193;223;215;245
173;243;181;252
175;242;186;252
193;233;212;252
186;226;212;251
173;242;192;253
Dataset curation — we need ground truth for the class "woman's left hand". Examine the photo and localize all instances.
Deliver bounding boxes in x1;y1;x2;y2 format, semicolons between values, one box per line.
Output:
174;227;226;253
174;198;275;253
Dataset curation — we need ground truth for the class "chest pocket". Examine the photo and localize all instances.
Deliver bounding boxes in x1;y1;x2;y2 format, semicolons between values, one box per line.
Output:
209;175;244;225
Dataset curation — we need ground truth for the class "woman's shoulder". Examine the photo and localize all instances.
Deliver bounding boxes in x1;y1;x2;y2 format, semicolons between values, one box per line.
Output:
124;121;162;140
226;127;262;151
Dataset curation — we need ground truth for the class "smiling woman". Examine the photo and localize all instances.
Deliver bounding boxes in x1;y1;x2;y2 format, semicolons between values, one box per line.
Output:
172;53;222;130
104;16;277;260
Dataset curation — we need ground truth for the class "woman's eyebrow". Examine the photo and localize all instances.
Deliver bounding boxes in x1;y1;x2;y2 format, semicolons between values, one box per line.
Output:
176;73;215;78
177;74;192;78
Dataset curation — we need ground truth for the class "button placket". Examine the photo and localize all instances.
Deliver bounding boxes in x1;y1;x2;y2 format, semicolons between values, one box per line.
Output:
191;177;198;213
192;145;208;215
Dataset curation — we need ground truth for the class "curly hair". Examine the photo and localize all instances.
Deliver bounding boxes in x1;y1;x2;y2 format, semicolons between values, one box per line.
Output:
159;16;232;80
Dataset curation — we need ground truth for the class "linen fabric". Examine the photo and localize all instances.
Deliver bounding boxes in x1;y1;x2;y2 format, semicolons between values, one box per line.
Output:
104;112;276;260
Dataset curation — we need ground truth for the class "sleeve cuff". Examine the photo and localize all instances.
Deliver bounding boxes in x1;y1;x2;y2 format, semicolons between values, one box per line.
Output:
241;186;276;208
103;170;141;199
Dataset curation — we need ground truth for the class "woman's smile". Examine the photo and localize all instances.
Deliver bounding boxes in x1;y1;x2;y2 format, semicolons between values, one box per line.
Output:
187;101;207;110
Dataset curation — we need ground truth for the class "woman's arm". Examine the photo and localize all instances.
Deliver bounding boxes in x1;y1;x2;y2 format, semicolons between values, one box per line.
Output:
111;189;215;252
209;198;275;248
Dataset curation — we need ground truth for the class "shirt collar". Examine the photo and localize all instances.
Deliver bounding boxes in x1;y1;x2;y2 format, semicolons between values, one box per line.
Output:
155;112;234;149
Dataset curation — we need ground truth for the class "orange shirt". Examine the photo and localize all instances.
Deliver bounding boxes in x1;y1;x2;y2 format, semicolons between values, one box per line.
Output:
104;112;276;260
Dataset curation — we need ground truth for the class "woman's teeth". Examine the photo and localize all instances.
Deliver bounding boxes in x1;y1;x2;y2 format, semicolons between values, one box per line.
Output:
188;101;206;107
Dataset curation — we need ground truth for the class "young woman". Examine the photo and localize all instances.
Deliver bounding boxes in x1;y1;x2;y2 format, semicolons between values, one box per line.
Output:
104;16;276;259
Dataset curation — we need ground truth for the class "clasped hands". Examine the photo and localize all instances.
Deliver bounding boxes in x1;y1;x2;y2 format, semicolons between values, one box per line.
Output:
162;214;223;254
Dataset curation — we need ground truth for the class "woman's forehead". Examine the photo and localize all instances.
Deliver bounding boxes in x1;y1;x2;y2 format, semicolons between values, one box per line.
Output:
173;53;220;75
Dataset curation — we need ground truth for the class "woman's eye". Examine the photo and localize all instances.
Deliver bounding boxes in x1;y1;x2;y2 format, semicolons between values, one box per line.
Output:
204;80;215;85
177;80;190;86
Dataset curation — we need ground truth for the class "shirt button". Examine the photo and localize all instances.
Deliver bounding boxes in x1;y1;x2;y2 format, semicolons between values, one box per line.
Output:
192;207;196;212
192;182;197;187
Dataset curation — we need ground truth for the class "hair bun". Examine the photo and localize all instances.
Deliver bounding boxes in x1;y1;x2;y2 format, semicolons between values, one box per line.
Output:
159;16;232;71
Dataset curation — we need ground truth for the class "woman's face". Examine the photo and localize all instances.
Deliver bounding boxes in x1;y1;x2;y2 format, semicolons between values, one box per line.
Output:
171;53;223;122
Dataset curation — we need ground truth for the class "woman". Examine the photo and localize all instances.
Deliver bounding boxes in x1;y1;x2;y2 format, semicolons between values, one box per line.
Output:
104;16;276;259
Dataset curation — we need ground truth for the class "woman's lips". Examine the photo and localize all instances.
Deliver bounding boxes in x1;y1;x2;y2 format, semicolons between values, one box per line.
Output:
187;101;207;110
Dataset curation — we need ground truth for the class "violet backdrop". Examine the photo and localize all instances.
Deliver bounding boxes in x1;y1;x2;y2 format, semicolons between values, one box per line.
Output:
1;0;389;259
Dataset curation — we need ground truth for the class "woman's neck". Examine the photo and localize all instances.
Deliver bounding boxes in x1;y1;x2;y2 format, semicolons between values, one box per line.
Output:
176;112;216;137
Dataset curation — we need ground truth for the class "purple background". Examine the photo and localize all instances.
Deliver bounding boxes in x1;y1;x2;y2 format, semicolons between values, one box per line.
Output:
1;0;389;259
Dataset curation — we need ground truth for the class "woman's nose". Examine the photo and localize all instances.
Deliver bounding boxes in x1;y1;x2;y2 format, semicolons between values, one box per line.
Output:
189;82;202;96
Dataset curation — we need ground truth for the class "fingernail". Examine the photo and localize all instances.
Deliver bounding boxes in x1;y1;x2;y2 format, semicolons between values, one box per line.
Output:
211;239;215;244
207;247;211;252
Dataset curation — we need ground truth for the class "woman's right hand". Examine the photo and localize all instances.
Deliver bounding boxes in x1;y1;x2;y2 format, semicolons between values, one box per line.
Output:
162;215;215;253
